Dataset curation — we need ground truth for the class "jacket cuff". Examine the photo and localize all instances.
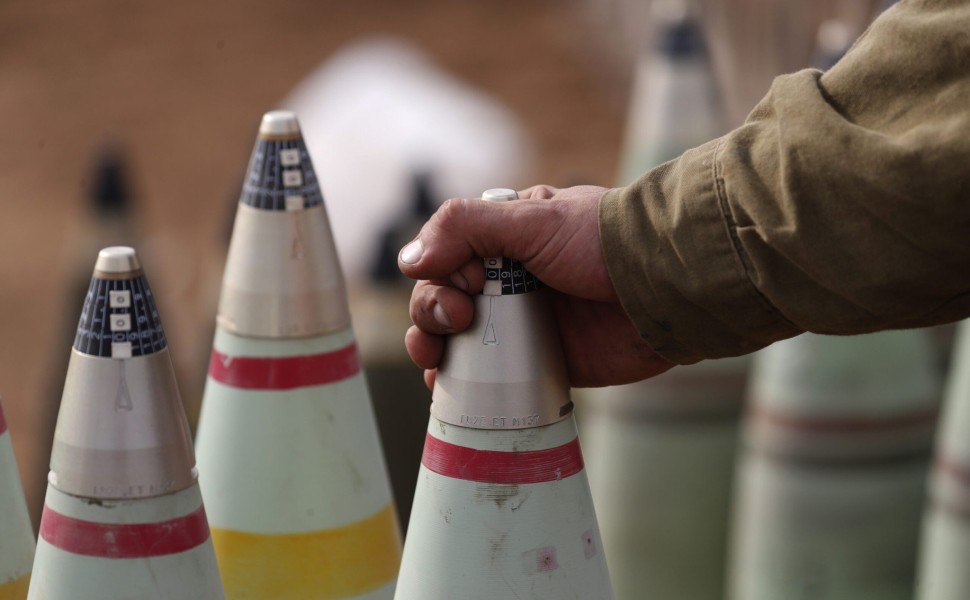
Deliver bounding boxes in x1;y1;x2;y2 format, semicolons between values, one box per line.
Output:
598;138;799;364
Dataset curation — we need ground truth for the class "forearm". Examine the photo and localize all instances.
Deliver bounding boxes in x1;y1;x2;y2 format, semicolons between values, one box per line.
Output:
601;0;970;364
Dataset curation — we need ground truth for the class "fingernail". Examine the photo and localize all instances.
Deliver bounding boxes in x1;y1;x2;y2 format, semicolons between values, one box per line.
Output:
432;303;452;328
400;239;424;265
450;271;468;290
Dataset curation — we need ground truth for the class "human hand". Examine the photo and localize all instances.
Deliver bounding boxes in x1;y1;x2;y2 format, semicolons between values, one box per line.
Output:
398;184;675;389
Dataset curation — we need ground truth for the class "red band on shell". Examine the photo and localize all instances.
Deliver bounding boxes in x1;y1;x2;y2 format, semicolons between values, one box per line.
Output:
209;343;361;390
749;402;938;434
937;457;970;488
40;504;210;558
422;434;584;484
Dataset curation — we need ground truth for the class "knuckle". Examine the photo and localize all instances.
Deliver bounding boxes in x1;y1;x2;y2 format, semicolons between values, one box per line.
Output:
528;184;557;200
409;285;430;322
409;282;444;327
435;198;466;228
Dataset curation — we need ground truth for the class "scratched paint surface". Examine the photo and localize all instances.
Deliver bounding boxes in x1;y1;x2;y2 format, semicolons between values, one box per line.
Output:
198;328;396;534
197;327;399;599
27;485;225;599
39;504;210;558
396;417;612;599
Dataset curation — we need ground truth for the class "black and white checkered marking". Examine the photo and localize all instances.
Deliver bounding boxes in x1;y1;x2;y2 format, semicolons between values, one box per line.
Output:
73;274;167;358
240;135;324;211
483;257;542;296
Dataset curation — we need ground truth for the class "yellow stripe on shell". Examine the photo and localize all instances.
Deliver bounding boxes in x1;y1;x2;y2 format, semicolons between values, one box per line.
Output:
212;503;401;599
0;573;30;600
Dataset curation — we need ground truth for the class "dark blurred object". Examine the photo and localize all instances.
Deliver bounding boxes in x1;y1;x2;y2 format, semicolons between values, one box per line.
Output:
91;147;132;218
369;171;437;284
658;5;705;58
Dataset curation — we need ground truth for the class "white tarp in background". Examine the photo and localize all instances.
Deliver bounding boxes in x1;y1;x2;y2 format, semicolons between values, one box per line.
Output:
283;37;535;280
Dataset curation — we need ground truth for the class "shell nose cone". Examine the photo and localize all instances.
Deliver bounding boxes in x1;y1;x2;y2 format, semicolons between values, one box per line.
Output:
95;246;141;275
260;110;302;137
241;110;324;212
76;246;166;359
430;187;570;429
54;248;196;500
220;110;348;337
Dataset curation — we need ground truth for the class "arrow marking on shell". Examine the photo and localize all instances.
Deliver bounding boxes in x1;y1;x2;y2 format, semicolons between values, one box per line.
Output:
483;296;498;346
115;363;133;412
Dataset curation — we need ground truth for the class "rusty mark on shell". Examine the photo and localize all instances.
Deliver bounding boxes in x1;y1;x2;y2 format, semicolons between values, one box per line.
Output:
488;530;511;564
582;529;597;559
522;545;561;575
536;546;559;572
475;483;520;507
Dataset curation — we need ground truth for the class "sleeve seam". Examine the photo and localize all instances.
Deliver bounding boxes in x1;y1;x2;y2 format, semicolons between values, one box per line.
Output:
711;138;799;331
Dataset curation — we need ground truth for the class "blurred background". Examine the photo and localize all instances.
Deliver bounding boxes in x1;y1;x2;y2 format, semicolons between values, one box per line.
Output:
0;0;895;576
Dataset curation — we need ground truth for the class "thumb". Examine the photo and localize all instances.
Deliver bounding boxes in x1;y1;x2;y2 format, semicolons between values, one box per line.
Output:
398;197;550;281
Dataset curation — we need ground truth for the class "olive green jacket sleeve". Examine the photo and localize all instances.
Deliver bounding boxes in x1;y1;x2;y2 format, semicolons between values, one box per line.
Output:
599;0;970;365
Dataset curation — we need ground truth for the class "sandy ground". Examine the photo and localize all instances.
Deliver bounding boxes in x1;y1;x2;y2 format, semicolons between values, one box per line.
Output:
0;0;626;525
